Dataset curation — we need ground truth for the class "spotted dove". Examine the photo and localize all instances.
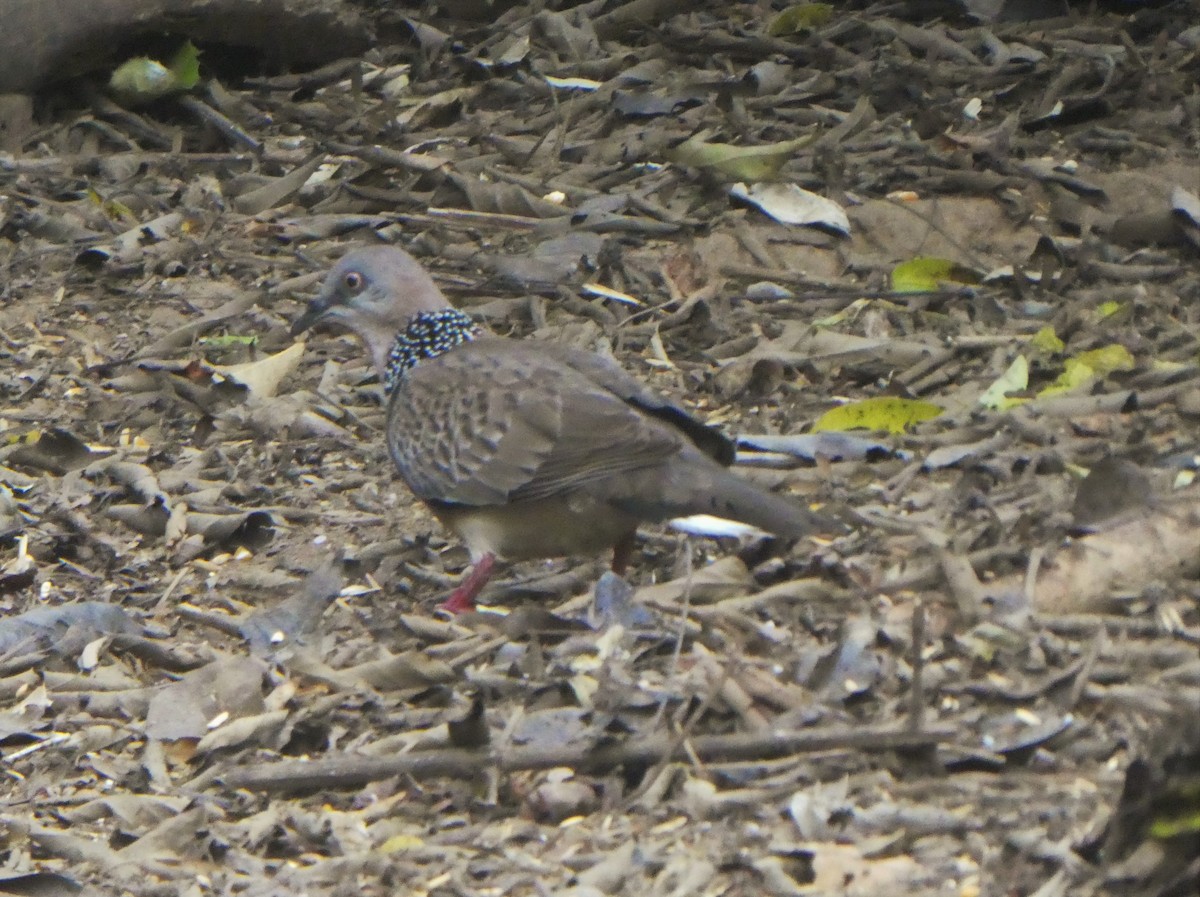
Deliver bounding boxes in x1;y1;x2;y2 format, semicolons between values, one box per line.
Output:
292;245;835;612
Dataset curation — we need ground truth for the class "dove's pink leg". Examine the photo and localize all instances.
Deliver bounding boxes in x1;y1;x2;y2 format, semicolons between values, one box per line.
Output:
440;553;496;614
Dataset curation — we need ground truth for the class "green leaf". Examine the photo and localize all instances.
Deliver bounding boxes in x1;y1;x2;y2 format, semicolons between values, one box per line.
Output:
668;134;814;181
1149;807;1200;839
768;3;834;36
1030;326;1064;354
1097;300;1123;318
169;41;202;90
979;355;1029;409
891;257;982;293
812;397;942;435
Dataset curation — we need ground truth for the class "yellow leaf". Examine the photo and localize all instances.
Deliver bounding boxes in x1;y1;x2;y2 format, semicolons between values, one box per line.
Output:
812;397;942;435
1096;300;1123;318
85;187;135;222
1038;344;1135;397
1039;358;1096;397
1151;358;1186;372
890;257;981;293
768;3;834;35
1030;326;1064;354
379;834;424;853
1076;344;1135;374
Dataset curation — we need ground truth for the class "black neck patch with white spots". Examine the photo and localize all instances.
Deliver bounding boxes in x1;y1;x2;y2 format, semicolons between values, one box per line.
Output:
384;309;481;393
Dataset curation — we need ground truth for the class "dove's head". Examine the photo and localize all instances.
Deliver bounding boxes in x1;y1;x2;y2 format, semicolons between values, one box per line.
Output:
292;245;452;376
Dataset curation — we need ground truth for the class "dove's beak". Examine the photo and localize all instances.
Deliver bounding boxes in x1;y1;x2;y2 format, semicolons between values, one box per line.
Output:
290;294;335;337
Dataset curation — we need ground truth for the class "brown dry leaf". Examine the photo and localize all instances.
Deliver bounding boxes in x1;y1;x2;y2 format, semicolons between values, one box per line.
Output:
996;496;1200;613
0;684;51;739
2;428;100;474
144;656;267;742
336;649;457;691
0;601;140;658
447;172;572;218
764;842;923;894
183;509;275;549
239;562;342;655
394;85;477;128
63;794;191;828
634;555;755;606
75;210;186;265
210;341;306;402
195;708;290;754
2;4;1198;893
116;805;221;863
230;153;327;215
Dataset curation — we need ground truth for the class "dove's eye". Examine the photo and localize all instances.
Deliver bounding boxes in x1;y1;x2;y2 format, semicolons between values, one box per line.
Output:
343;271;364;292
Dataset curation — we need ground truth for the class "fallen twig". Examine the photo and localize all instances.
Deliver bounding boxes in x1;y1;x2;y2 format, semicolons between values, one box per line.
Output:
218;724;956;792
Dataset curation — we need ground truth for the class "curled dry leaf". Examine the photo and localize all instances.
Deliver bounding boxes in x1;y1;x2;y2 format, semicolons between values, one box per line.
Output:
144;656;267;743
634;555;754;606
730;182;850;234
230;153;327;215
0;601;140;659
211;341;306;402
239;561;343;655
738;431;910;466
334;649;457;692
2;428;100;475
195;709;290;755
75;211;186;266
3;3;1199;890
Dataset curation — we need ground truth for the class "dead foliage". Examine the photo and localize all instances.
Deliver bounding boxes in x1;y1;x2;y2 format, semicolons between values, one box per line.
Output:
0;1;1198;895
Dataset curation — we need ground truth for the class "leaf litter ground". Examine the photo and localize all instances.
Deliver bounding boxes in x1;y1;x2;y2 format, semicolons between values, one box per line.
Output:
0;2;1198;895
